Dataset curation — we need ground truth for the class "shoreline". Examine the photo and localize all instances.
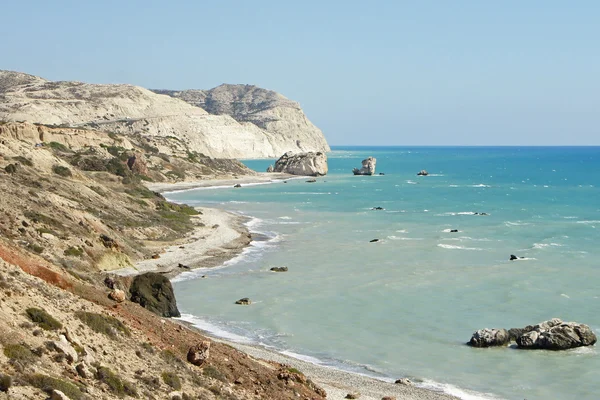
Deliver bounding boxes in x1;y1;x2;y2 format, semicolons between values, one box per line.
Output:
122;175;466;400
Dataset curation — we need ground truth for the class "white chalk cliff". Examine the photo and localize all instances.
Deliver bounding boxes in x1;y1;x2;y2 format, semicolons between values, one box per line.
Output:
0;71;329;159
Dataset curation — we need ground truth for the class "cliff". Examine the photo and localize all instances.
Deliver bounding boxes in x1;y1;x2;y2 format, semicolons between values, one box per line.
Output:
0;70;329;159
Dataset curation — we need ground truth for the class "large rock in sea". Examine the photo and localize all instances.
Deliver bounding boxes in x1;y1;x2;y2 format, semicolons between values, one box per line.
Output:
352;157;376;175
129;272;180;317
516;318;597;350
273;151;328;176
468;328;510;347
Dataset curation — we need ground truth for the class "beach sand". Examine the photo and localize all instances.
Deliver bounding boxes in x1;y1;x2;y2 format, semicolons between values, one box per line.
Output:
121;176;461;400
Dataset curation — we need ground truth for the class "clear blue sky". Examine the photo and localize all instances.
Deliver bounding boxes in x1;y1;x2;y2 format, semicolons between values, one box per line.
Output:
1;1;598;145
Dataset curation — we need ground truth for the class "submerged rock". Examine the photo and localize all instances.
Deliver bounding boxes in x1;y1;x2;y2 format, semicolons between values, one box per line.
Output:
417;170;429;176
270;267;288;272
129;272;180;317
273;151;328;176
516;319;597;350
468;328;510;347
235;298;251;305
370;239;379;243
352;157;376;175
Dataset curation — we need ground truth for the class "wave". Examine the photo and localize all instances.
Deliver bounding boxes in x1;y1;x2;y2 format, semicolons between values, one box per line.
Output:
504;221;531;227
437;211;479;216
437;244;483;251
278;216;292;220
420;379;502;400
472;184;491;188
406;180;418;184
387;236;424;241
532;243;563;249
576;220;600;224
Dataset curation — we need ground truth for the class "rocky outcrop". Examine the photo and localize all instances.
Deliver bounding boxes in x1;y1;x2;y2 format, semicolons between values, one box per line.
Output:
187;341;211;366
469;318;597;351
417;170;429;176
129;272;180;317
273;151;328;176
0;70;329;159
516;319;597;350
352;157;376;175
468;328;510;347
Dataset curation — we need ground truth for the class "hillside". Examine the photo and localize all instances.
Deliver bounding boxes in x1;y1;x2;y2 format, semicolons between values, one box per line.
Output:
0;71;329;159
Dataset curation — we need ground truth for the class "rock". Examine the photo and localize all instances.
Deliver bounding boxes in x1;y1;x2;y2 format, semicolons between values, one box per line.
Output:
509;255;518;260
99;234;119;250
103;276;115;289
306;179;317;183
516;319;597;350
234;184;242;188
51;390;70;400
266;165;274;173
41;232;56;240
270;267;288;272
352;157;376;175
126;153;148;176
417;170;429;176
382;397;397;400
52;335;78;363
151;254;160;259
346;393;360;399
370;239;379;243
273;151;328;176
508;328;526;341
235;298;251;305
394;378;413;386
450;229;459;233
372;207;384;210
129;272;181;317
63;328;83;349
177;263;190;269
468;328;510;347
169;392;183;400
187;341;210;366
379;172;385;175
4;163;18;174
76;362;93;379
108;289;126;303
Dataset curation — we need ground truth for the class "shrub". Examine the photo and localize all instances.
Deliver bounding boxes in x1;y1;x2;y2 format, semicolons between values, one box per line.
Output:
52;165;72;177
28;243;44;254
4;164;17;174
75;311;130;339
3;343;36;363
47;142;72;152
106;158;128;177
202;365;228;383
95;366;138;397
12;156;33;167
0;374;12;392
64;247;84;257
26;308;62;331
161;371;182;390
25;374;85;400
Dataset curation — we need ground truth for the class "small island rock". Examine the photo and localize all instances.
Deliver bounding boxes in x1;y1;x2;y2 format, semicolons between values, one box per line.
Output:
270;267;288;272
417;170;429;176
273;151;328;176
352;157;376;175
468;328;510;347
235;298;251;305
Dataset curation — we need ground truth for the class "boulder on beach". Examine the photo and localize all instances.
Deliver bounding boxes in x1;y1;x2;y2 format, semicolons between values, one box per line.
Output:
273;151;328;176
129;272;181;317
468;328;510;347
233;183;242;188
352;157;376;175
394;378;413;386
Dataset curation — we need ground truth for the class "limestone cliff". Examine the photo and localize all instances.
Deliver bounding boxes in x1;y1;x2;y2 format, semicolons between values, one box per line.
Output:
0;70;329;159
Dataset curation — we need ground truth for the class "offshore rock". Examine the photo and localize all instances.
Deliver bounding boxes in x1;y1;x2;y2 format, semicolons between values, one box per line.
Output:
235;298;251;305
468;328;510;347
129;272;180;317
516;319;597;350
352;157;376;175
417;170;429;176
273;151;328;176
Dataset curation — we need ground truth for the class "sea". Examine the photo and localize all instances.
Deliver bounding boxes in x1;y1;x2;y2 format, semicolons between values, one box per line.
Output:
167;146;600;400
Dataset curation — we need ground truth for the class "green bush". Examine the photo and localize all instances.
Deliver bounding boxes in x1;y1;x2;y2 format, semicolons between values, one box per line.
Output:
95;366;137;397
12;156;33;167
3;343;36;363
75;311;130;339
4;164;17;174
64;247;84;257
161;371;182;390
0;374;12;392
28;243;44;254
52;165;72;177
26;308;62;330
25;374;85;400
47;142;72;152
202;365;228;383
106;158;128;177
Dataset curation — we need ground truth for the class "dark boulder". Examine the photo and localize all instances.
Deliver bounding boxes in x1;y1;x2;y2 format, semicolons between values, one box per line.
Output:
468;328;510;347
187;341;210;366
372;207;384;210
129;272;180;317
417;170;428;176
270;267;288;272
370;239;379;243
509;255;518;261
233;184;242;188
235;298;251;305
450;229;459;233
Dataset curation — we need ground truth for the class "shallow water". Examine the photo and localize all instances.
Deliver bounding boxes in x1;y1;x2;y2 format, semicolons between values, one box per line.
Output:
169;146;600;400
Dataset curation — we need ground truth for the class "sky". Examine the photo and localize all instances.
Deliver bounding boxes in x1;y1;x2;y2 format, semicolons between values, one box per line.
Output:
1;1;599;145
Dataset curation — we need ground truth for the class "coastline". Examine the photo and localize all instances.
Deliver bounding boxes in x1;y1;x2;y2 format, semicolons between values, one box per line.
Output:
122;175;466;400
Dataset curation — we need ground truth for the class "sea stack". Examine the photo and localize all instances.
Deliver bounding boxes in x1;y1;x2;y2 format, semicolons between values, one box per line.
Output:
273;151;328;176
352;157;376;175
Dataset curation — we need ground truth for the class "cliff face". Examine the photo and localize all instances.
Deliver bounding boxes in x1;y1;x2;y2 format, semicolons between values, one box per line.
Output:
0;71;329;159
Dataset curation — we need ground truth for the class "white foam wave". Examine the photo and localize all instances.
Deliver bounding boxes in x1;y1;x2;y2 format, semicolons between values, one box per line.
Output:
437;244;483;251
278;216;292;220
406;180;418;184
533;243;563;249
176;314;253;343
449;184;459;187
427;174;445;176
576;220;600;224
420;379;502;400
504;221;531;227
472;184;491;188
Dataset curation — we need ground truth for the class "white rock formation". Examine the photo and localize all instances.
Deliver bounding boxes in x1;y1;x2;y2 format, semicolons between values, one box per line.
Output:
0;71;329;159
352;157;376;175
273;151;328;176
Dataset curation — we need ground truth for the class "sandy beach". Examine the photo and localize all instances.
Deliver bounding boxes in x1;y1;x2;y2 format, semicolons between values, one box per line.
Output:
121;176;461;400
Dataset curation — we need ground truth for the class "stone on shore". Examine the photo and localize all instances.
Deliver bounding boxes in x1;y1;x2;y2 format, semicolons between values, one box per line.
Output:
394;378;413;386
468;328;510;347
129;272;181;317
273;151;328;176
352;157;376;175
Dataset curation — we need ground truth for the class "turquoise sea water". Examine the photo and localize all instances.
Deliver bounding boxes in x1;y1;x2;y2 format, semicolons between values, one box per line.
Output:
168;147;600;400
